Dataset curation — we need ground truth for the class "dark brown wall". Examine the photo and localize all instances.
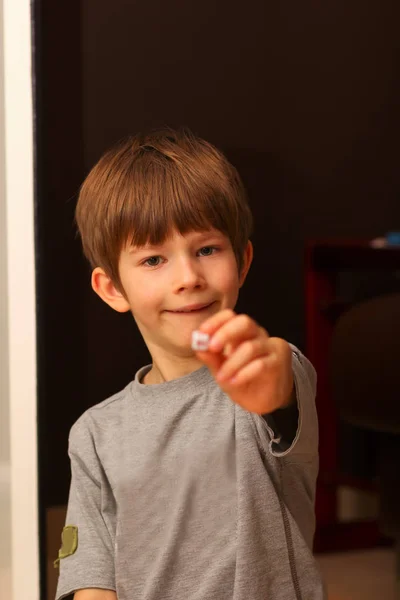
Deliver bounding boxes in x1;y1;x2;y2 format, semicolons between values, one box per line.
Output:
36;0;400;509
80;0;400;382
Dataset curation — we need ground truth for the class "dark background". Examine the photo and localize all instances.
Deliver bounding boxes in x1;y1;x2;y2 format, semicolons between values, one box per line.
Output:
34;2;400;583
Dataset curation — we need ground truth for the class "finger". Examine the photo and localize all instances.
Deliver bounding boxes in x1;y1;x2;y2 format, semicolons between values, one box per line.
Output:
228;356;268;388
198;309;236;336
208;315;267;353
222;342;235;357
215;338;267;382
193;310;238;377
195;348;225;376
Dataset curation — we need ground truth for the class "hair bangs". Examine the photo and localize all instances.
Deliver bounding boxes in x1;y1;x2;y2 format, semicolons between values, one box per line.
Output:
117;153;232;252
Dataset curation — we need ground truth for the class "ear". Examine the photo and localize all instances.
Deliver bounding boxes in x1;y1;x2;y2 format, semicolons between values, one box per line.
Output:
239;240;253;288
91;267;131;313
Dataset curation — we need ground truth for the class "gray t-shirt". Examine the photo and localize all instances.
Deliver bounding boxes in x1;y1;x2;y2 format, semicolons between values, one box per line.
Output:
56;347;326;600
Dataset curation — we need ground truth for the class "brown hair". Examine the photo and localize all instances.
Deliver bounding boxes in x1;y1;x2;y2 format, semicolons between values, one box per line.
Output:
75;128;253;291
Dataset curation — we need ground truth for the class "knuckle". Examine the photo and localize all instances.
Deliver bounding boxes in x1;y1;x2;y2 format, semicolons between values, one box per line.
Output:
268;352;279;368
237;313;252;327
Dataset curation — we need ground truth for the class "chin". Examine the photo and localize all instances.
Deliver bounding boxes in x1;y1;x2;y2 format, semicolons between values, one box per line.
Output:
171;344;197;359
171;333;198;355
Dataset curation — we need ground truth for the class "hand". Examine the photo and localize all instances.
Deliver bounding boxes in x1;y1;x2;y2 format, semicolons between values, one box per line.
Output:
195;309;294;415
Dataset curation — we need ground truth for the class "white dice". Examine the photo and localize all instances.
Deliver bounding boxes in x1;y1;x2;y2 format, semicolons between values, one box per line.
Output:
191;330;210;351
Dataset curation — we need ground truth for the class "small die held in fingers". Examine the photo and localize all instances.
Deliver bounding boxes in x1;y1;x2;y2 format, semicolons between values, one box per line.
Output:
191;330;210;352
190;309;295;415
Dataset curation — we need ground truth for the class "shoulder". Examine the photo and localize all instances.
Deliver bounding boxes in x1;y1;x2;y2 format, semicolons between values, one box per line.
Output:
69;382;133;448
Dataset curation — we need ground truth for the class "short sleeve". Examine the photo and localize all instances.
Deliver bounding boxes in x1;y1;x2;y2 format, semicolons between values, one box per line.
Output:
55;415;116;599
255;345;319;459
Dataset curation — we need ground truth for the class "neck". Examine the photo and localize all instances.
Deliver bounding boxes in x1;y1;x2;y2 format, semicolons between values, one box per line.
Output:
143;353;204;385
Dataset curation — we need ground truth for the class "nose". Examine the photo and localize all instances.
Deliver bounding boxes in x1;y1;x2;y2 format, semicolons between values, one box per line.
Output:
172;256;206;293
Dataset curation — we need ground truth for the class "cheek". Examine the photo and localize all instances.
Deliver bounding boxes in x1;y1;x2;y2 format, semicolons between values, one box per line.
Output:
126;279;163;312
214;260;240;291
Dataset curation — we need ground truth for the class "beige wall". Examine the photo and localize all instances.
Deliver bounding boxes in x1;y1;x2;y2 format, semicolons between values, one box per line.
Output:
0;0;11;592
0;0;39;598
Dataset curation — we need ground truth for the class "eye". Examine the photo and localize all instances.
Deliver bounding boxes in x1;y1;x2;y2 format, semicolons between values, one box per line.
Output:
143;256;162;267
198;246;217;257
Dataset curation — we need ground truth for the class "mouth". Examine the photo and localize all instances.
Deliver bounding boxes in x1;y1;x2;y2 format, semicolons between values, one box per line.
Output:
167;302;215;314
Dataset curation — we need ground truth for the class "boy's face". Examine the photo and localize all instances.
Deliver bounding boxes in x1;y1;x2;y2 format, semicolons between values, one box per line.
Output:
92;228;253;359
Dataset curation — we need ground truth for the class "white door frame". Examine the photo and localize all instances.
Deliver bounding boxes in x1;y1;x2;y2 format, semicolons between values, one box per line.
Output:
1;0;40;597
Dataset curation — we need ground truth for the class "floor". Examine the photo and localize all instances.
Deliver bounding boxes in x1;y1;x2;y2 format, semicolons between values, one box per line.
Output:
318;548;396;599
0;464;11;599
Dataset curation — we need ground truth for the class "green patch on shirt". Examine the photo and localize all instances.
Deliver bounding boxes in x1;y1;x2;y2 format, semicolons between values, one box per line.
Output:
54;525;78;568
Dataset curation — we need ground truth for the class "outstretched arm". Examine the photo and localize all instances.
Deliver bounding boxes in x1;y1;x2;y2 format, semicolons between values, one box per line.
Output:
74;589;117;599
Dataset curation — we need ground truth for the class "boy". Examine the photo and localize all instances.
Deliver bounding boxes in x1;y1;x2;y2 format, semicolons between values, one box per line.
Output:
55;129;326;599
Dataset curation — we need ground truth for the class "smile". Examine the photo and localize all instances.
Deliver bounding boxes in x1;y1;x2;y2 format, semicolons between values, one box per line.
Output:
168;302;214;313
